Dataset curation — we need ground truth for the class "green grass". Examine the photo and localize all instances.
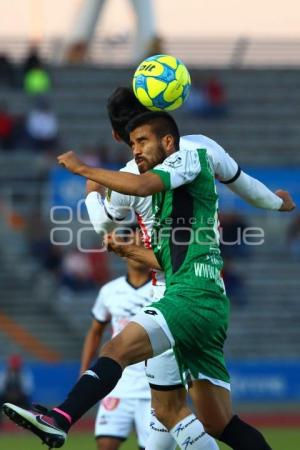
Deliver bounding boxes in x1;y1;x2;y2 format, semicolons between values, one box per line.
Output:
1;429;299;450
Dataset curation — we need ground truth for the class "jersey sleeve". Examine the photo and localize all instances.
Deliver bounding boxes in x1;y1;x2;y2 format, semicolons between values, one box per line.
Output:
103;160;137;220
103;189;134;221
85;160;139;233
85;192;116;234
228;171;283;210
208;143;283;210
91;288;111;323
150;148;201;190
210;145;241;183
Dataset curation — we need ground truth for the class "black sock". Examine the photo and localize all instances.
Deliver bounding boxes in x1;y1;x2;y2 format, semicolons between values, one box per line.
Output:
51;357;122;431
220;415;272;450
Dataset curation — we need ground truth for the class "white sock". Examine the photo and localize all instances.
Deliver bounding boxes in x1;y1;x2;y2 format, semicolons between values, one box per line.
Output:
145;409;177;450
170;414;219;450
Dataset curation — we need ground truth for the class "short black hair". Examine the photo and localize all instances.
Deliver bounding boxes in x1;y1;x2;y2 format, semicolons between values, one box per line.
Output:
126;111;180;150
106;87;148;145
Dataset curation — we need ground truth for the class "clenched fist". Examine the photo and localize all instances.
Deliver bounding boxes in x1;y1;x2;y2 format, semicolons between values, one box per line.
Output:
57;151;85;174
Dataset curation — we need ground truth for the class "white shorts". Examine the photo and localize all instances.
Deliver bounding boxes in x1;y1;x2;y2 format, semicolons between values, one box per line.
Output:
132;304;183;390
134;283;184;390
145;349;183;389
95;396;151;447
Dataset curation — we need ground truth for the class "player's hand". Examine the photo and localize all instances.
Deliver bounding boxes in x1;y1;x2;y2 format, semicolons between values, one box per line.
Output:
86;179;106;196
57;151;85;174
104;233;129;257
276;189;296;212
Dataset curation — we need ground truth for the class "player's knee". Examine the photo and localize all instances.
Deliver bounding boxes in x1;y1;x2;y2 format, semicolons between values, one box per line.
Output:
200;417;227;438
195;406;233;437
152;389;187;429
100;335;134;367
96;438;105;450
152;407;170;429
100;338;125;364
96;437;121;450
154;403;188;430
152;403;167;425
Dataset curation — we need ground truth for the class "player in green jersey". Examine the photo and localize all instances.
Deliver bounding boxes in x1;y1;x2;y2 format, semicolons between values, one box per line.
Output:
3;111;295;450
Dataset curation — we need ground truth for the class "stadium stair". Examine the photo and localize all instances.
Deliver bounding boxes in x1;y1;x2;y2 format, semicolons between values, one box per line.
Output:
2;68;300;164
225;215;300;358
1;66;299;362
0;219;84;361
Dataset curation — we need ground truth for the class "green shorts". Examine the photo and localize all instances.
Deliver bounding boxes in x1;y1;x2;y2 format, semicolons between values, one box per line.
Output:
150;283;230;385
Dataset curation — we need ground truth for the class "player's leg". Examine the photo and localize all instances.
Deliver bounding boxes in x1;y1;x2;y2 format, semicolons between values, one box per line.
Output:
145;349;183;449
49;322;155;426
141;319;191;449
149;387;219;450
144;282;181;450
144;288;272;450
151;387;189;430
188;379;232;437
96;437;123;450
133;398;151;450
95;397;133;450
146;350;190;430
189;379;272;449
52;320;165;428
2;318;171;447
145;348;219;450
146;408;177;450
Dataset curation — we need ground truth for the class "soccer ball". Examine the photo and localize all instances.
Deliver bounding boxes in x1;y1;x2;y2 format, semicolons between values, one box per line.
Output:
132;54;191;111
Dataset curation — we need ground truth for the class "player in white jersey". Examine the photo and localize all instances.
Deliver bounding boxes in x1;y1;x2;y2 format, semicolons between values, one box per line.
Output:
80;228;152;450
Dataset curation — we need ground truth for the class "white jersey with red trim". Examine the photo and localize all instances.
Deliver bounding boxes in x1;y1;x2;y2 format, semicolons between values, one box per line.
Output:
103;159;165;285
92;275;153;399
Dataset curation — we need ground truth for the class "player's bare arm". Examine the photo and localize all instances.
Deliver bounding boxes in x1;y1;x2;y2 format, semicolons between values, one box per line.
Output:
86;179;106;196
105;232;162;270
58;151;164;196
80;320;107;375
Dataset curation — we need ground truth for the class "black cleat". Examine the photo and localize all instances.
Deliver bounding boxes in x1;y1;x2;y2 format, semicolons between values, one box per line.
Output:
3;402;67;448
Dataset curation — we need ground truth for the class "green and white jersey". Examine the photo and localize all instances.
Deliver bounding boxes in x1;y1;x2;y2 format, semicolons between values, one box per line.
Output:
150;134;240;289
86;133;282;290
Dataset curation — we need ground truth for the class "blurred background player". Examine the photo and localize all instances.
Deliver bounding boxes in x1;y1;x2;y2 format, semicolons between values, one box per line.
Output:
80;227;152;450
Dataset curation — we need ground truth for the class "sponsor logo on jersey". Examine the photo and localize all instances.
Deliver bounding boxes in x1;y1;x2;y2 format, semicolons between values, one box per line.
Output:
164;155;182;168
98;417;108;425
145;371;155;379
144;309;158;315
101;397;120;411
194;262;220;279
194;263;225;290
